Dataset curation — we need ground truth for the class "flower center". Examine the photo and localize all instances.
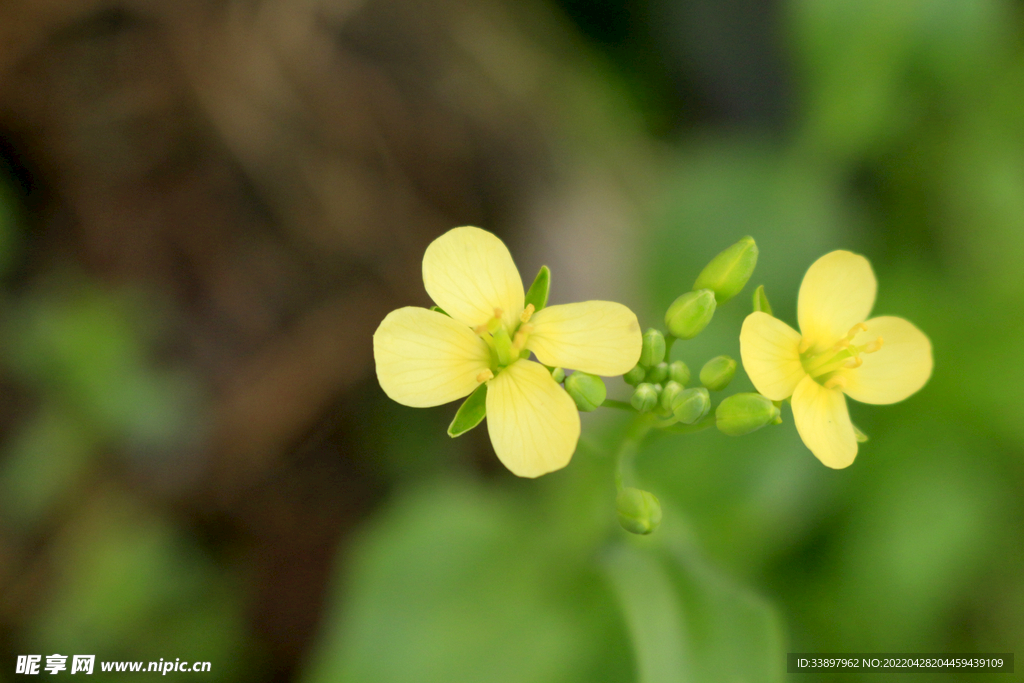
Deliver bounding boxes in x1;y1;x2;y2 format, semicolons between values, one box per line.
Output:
800;323;883;390
474;304;535;378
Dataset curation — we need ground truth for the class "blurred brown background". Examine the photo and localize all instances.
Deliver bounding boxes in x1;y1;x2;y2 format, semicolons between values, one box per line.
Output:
0;0;648;679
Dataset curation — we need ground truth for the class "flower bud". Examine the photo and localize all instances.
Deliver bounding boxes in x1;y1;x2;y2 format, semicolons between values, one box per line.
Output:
659;381;683;413
670;387;710;424
715;393;780;436
623;364;646;386
668;360;690;387
639;328;666;367
549;367;565;383
693;236;758;304
565;371;607;412
630;383;659;413
616;487;662;535
664;289;716;340
645;361;668;385
752;284;772;315
700;355;737;391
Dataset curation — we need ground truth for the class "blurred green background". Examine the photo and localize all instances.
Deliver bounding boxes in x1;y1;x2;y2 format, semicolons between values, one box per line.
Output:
1;0;1022;681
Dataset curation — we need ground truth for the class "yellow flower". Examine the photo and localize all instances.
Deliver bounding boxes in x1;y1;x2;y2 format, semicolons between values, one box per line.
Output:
739;250;932;468
373;226;642;477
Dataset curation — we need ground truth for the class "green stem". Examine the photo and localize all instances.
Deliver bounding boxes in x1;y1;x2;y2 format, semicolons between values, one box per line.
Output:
664;333;677;357
601;399;636;412
662;413;715;434
614;414;656;491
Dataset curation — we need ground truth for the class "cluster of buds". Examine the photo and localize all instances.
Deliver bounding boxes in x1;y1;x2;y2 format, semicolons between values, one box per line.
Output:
614;236;783;534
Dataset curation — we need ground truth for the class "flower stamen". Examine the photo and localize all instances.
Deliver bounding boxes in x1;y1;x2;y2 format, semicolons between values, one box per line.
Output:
511;322;534;354
845;323;868;340
803;331;884;385
476;369;494;383
520;304;535;323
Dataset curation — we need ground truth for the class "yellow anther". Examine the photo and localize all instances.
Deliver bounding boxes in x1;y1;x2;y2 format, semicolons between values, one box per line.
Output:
799;338;814;354
520;303;535;323
823;375;847;390
476;369;494;383
864;337;884;354
846;322;868;340
512;331;527;350
520;323;534;335
493;307;504;319
474;324;488;335
832;339;851;351
844;357;863;369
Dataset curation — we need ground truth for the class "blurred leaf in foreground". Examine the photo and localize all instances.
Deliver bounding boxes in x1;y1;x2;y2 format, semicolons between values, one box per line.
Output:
603;536;785;683
301;477;631;683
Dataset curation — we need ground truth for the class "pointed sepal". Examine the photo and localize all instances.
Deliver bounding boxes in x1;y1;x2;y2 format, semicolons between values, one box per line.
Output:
524;265;551;312
447;383;488;437
752;285;772;315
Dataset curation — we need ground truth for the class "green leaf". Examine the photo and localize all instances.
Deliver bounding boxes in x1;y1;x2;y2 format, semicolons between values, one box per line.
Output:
603;545;690;683
524;265;550;311
302;479;626;683
430;305;449;316
447;383;487;437
603;538;785;683
752;285;773;315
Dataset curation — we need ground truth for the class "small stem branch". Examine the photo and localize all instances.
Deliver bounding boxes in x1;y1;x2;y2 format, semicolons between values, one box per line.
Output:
600;399;636;412
614;414;655;491
662;413;715;434
664;333;677;357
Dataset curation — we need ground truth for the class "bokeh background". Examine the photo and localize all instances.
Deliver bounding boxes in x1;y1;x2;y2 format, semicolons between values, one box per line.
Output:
1;0;1022;681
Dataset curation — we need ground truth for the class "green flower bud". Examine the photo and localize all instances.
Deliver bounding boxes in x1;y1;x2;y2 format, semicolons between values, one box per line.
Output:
670;387;710;424
700;355;737;391
623;364;646;386
668;360;690;386
549;367;565;383
659;381;683;413
752;284;772;315
616;487;662;535
664;289;716;340
639;328;666;367
631;383;659;413
645;361;668;385
715;393;781;436
565;372;607;412
693;236;758;304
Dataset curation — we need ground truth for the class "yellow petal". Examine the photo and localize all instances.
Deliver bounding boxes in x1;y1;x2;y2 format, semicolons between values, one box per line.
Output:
422;226;524;331
485;360;580;478
525;301;642;376
739;312;806;401
792;375;857;469
373;307;491;408
797;250;877;350
842;316;933;405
